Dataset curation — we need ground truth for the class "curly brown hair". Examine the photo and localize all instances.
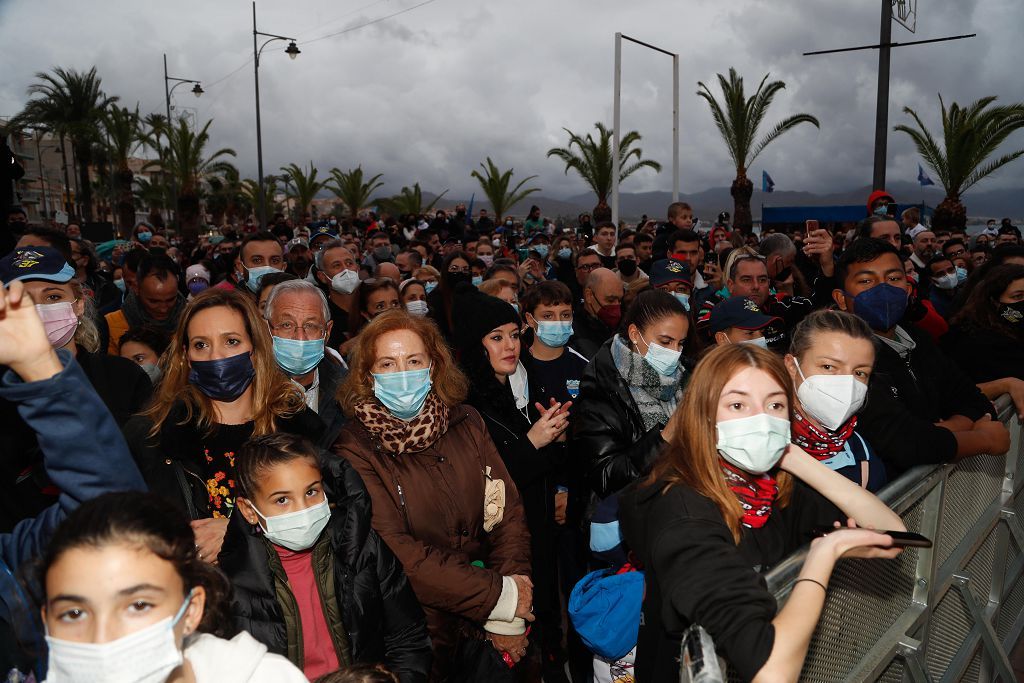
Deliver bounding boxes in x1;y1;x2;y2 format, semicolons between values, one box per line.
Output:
339;309;467;415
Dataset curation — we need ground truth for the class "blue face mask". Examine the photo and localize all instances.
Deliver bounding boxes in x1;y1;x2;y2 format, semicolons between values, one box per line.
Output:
533;244;549;260
188;350;256;402
246;265;279;292
113;278;126;294
471;275;483;287
511;303;520;315
424;281;438;294
373;367;432;420
672;291;690;311
557;247;572;260
188;280;209;296
638;331;681;376
533;319;573;348
137;231;153;243
848;283;909;332
873;205;891;217
956;266;968;284
272;336;325;376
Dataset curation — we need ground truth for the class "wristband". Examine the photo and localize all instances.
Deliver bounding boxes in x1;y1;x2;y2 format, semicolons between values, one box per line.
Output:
794;577;828;592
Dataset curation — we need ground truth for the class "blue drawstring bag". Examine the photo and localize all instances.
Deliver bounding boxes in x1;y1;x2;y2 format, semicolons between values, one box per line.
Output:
568;567;644;661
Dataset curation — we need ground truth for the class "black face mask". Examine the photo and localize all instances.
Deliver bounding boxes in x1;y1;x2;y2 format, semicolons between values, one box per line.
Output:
617;259;638;277
188;351;255;402
774;266;793;282
445;271;471;288
373;246;393;262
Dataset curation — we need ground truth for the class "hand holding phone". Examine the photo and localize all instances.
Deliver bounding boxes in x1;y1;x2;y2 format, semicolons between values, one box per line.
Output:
810;525;931;548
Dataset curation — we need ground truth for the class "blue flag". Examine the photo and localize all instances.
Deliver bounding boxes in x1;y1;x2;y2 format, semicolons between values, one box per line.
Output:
917;164;935;187
762;170;775;193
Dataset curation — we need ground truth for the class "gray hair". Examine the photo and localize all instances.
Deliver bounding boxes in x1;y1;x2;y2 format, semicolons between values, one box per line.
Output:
263;279;330;324
758;232;796;259
314;239;353;271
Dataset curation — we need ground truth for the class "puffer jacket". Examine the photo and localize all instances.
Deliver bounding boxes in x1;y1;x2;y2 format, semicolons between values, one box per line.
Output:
218;453;431;682
573;338;692;501
332;403;531;680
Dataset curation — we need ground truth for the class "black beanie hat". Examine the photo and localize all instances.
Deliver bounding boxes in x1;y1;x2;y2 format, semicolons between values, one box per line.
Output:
451;282;520;350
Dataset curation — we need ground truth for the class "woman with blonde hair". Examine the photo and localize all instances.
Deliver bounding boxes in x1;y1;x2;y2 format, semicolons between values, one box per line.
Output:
619;343;905;682
125;288;324;562
333;309;533;681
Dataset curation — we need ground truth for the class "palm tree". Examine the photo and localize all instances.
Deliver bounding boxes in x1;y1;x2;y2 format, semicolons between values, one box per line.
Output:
101;105;143;236
241;177;281;220
206;166;248;227
470;157;541;222
379;183;447;216
546;122;661;222
280;162;325;219
895;95;1024;230
327;166;384;217
11;67;118;221
134;175;170;228
147;118;236;239
697;68;820;233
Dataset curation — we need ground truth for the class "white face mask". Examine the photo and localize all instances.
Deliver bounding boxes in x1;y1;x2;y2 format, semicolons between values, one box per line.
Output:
932;272;958;291
46;590;193;683
330;269;360;295
739;336;768;350
405;299;429;317
716;413;791;474
794;359;868;431
252;496;330;551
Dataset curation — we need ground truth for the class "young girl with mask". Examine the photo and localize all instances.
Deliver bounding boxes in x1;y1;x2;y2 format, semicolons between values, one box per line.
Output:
40;492;308;683
125;289;324;564
619;344;905;682
575;290;691;500
220;434;430;681
784;310;887;491
332;310;533;681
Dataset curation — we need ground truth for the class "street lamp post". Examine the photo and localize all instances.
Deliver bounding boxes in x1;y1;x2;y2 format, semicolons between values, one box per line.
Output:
252;1;300;230
163;53;203;228
612;32;679;229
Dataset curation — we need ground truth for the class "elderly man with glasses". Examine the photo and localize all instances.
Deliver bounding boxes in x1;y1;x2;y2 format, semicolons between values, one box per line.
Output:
264;279;348;446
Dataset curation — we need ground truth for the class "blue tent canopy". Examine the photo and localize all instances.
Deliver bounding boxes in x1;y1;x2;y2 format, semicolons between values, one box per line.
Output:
761;203;933;226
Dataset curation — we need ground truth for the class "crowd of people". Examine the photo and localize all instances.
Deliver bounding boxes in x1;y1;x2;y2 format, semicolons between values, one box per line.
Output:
0;191;1022;682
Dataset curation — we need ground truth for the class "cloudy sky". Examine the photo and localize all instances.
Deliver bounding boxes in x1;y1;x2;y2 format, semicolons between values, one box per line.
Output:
2;0;1022;203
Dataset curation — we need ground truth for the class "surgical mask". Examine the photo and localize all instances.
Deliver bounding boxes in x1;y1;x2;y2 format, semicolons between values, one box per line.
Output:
848;283;909;332
251;496;331;552
405;299;429;317
596;302;621;329
557;247;572;260
137;231;153;243
36;302;79;348
637;331;681;376
932;273;958;291
672;291;690;311
187;280;209;296
471;275;483;287
329;219;338;226
511;303;520;316
272;335;324;376
373;367;432;420
46;590;193;683
533;244;549;260
533;318;573;348
479;254;494;267
872;205;890;217
373;245;393;262
424;281;438;294
716;413;791;474
330;269;360;295
113;278;126;294
740;336;769;350
794;358;867;431
188;350;255;402
245;265;278;293
955;266;968;284
140;362;162;384
492;238;501;248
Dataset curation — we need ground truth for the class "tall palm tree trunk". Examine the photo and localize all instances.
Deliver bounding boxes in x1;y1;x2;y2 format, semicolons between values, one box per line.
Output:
74;140;94;221
59;134;73;214
731;169;754;234
115;167;135;237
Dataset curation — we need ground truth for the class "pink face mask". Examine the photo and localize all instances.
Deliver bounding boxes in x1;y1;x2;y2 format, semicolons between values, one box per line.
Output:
35;302;79;348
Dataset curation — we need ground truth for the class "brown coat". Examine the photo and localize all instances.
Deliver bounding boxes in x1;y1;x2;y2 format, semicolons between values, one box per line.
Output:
332;403;531;677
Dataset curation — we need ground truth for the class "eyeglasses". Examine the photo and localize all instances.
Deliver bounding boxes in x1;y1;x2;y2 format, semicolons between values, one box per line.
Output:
946;248;966;258
448;267;470;274
576;262;600;272
270;321;326;337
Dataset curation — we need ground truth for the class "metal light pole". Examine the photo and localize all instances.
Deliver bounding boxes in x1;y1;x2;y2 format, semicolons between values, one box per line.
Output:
872;0;893;191
163;54;203;227
252;1;300;230
612;33;679;229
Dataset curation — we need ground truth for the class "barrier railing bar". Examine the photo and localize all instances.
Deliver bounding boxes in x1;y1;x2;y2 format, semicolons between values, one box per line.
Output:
844;605;927;681
954;576;1018;682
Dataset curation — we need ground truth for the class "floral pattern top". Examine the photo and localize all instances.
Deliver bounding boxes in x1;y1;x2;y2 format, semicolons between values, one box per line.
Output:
201;421;255;518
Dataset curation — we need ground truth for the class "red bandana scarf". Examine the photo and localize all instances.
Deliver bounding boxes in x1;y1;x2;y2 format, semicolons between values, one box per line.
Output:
791;410;857;460
721;462;778;529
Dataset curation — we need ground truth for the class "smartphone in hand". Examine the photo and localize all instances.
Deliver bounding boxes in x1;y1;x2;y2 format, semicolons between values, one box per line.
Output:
809;526;932;548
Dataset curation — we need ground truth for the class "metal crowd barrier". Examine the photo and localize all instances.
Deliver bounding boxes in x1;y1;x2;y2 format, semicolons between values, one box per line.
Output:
764;395;1024;682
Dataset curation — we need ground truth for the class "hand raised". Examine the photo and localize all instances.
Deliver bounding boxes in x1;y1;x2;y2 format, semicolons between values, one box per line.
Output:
0;281;61;381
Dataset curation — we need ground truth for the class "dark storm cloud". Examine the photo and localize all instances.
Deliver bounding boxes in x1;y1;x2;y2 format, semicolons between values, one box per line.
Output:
3;0;1022;202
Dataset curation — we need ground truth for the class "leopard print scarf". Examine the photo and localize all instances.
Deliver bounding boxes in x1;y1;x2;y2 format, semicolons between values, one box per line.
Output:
354;392;450;455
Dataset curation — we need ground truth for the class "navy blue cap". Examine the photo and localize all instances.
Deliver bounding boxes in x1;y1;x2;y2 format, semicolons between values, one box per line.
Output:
310;225;338;242
708;296;781;334
649;258;693;288
0;246;76;284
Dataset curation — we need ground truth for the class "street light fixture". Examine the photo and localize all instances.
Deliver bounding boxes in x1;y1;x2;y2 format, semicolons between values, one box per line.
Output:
191;83;205;97
252;1;299;230
163;53;203;226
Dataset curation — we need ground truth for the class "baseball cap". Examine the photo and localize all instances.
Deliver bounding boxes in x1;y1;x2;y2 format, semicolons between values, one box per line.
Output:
310;225;338;243
708;296;781;335
0;247;75;284
649;258;692;288
287;237;310;252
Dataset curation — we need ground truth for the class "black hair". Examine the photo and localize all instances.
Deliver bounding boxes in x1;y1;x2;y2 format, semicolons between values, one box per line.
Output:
137;251;181;283
942;238;966;254
484;258;520;284
235;433;321;499
357;277;400;317
789;309;874;361
38;493;232;636
634;232;653;246
124;247;147;273
21;226;72;263
835;238;901;284
621;288;687;334
950;264;1024;340
118;325;172;356
668;229;700;251
240;231;280;261
854;215;900;241
520;279;573;316
314;663;399;683
927;252;953;272
258;270;298;297
594;221;616;233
